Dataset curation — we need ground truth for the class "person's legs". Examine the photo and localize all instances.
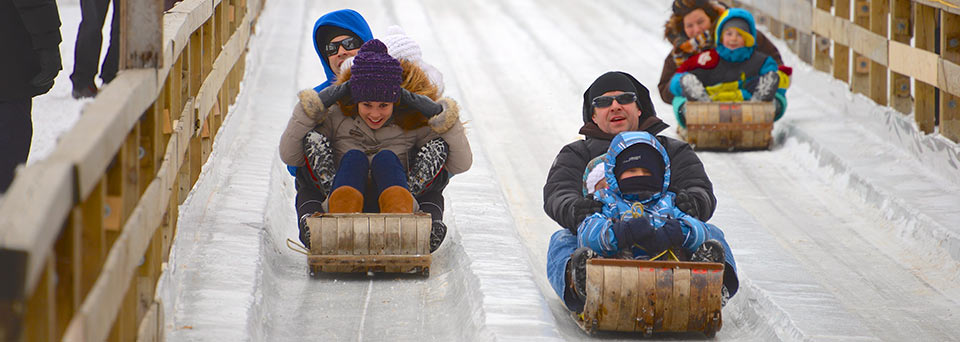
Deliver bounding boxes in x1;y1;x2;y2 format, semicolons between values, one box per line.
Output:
0;99;33;193
407;138;448;196
71;0;110;96
99;0;120;84
370;150;413;213
295;174;327;249
416;170;449;251
328;150;368;213
547;229;585;312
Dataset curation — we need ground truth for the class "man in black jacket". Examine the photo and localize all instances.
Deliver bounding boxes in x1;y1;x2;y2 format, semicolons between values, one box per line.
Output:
545;71;717;311
1;0;62;193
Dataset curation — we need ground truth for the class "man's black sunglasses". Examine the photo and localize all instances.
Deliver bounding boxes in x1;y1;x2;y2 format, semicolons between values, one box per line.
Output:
592;92;637;108
323;36;362;56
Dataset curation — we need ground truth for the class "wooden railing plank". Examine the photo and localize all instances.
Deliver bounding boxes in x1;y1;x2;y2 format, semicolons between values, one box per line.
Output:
0;161;75;300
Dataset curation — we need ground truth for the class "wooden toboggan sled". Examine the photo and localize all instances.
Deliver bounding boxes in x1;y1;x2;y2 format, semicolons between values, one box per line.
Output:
302;213;432;276
678;101;776;150
574;255;725;337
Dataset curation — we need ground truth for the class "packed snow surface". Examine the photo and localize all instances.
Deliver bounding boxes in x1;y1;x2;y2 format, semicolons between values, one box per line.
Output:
30;0;960;340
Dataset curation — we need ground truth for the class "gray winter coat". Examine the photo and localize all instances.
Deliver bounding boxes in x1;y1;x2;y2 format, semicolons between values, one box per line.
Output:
279;89;472;175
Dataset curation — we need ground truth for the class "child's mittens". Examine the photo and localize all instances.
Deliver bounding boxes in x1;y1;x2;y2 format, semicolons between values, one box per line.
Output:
680;73;711;102
750;72;780;102
611;216;655;250
677;50;720;73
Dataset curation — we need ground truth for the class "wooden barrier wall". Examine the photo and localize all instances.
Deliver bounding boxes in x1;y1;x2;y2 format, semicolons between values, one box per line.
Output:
0;0;263;340
732;0;960;143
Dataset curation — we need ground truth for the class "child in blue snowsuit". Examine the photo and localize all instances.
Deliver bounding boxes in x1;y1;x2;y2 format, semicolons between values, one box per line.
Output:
547;131;738;312
669;8;790;127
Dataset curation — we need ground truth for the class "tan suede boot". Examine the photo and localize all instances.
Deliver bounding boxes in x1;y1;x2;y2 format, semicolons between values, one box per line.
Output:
328;186;364;213
378;185;414;213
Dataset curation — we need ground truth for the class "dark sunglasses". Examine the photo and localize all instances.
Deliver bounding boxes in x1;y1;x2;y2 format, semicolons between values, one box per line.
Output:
323;36;362;56
592;92;638;108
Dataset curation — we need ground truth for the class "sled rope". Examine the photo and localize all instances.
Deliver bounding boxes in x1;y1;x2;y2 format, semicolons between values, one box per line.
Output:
650;248;680;261
286;238;310;256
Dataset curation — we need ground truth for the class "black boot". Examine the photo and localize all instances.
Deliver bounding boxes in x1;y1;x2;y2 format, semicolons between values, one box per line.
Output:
691;239;725;264
303;131;335;195
429;220;446;252
408;138;448;196
568;247;596;302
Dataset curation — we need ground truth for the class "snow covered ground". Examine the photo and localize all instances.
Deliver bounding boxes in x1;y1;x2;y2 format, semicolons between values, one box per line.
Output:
30;0;960;340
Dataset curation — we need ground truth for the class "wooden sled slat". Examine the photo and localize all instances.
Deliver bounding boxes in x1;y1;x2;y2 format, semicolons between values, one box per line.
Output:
305;213;432;275
577;257;724;336
683;101;776;150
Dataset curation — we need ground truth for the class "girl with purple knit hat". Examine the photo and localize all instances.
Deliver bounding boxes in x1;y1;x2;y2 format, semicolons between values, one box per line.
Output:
279;39;472;251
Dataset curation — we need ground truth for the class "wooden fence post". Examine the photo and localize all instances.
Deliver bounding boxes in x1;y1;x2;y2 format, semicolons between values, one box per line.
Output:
869;0;889;105
889;0;914;113
915;4;937;133
852;0;872;95
941;11;960;142
119;0;162;69
814;0;833;73
835;0;852;82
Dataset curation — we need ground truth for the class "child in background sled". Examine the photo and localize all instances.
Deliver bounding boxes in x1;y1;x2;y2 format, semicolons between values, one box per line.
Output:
669;8;791;125
279;39;472;249
554;131;738;311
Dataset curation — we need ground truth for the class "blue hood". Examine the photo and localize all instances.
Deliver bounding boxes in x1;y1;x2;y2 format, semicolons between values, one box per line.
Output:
311;9;373;91
715;8;757;63
603;132;671;205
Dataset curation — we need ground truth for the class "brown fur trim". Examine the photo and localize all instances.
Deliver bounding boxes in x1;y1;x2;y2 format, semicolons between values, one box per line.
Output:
298;89;326;121
335;59;440;131
428;97;461;134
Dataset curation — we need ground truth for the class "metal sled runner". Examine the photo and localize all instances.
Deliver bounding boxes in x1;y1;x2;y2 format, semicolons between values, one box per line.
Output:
304;213;432;275
575;258;724;337
678;101;776;150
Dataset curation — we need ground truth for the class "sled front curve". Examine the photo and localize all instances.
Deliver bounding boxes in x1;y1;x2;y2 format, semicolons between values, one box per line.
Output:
679;101;775;150
304;213;432;276
575;258;724;337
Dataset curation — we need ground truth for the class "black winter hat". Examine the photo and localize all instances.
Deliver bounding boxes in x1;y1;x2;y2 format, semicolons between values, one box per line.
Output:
614;144;664;179
581;71;659;127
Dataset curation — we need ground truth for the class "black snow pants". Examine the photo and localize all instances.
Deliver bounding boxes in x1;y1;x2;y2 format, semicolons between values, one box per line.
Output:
70;0;119;88
0;99;33;193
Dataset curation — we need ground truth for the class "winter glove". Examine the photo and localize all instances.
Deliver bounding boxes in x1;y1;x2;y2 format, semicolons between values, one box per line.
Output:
30;48;62;89
637;218;685;255
750;72;779;102
611;216;655;250
399;88;443;118
680;73;711;102
677;50;720;73
572;197;604;226
318;81;351;108
675;191;700;218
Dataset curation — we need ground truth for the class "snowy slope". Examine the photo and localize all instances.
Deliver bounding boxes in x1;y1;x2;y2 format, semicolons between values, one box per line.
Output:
29;0;960;340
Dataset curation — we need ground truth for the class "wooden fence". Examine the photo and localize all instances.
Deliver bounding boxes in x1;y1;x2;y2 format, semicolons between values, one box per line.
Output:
0;0;263;340
732;0;960;143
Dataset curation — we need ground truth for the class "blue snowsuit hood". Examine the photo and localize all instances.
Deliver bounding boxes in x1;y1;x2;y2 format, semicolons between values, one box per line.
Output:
311;9;373;92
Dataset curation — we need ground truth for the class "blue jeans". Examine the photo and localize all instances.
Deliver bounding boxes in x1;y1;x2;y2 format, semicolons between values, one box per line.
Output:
546;229;581;311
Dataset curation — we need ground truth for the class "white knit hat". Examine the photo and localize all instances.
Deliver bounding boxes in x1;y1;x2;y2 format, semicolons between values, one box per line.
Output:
379;25;445;94
585;163;606;194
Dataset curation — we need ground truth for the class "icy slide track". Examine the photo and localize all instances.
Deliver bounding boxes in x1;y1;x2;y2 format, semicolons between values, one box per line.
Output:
155;0;960;340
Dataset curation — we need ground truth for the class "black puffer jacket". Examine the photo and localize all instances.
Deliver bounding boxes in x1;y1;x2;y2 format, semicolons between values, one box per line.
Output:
543;73;716;233
0;0;61;101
